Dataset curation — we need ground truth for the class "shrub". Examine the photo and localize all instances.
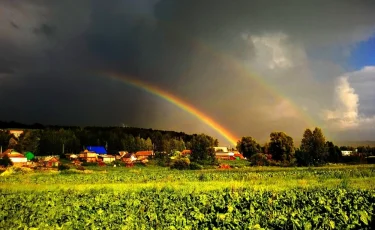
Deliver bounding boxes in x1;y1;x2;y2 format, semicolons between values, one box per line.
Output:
198;173;208;181
249;153;269;166
0;155;13;167
111;160;125;167
58;164;70;171
170;158;190;170
189;162;203;170
76;166;85;171
81;162;98;167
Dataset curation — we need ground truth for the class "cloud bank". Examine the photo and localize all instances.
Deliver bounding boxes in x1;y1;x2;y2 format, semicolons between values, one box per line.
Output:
0;0;375;144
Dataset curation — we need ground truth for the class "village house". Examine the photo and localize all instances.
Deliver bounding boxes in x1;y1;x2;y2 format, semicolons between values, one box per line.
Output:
135;150;154;160
43;156;60;167
233;151;245;160
79;150;98;162
181;150;191;156
98;155;116;163
121;152;137;162
9;130;24;138
214;147;235;160
1;149;27;166
341;150;356;156
86;146;107;155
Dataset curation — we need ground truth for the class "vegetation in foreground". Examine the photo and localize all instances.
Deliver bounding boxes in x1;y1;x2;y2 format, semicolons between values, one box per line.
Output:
1;187;374;229
0;165;374;229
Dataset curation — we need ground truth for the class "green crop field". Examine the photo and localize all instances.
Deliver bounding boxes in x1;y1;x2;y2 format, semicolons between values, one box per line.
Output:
1;163;375;229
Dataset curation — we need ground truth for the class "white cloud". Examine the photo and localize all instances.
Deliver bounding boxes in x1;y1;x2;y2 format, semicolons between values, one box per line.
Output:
248;32;308;72
323;66;375;131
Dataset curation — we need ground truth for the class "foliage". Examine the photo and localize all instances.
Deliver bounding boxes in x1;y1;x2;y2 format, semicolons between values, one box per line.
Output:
326;141;342;163
170;158;190;170
14;130;41;154
81;162;99;167
189;162;203;170
190;134;216;163
249;153;269;166
236;136;261;158
154;151;171;166
0;188;374;229
0;155;13;167
268;132;295;162
0;123;207;155
299;128;328;166
0;130;10;150
58;164;70;171
2;165;374;185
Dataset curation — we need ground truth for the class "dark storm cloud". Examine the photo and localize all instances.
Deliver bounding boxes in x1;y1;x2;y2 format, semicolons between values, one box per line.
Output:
10;21;19;29
1;0;375;143
0;66;14;74
33;23;56;37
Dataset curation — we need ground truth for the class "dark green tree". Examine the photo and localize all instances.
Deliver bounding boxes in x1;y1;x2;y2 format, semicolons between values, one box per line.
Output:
326;141;342;163
236;136;261;158
14;130;41;154
299;127;328;165
0;130;10;150
190;134;216;163
268;132;295;162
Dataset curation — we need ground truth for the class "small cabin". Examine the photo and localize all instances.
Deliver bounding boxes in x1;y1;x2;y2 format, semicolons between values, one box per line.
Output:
43;156;60;167
98;155;115;163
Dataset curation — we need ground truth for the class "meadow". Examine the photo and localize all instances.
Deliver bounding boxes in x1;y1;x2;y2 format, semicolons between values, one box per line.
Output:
1;162;374;229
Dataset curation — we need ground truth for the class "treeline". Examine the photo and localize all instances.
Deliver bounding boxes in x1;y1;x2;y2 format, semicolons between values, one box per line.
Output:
237;127;375;166
0;122;218;155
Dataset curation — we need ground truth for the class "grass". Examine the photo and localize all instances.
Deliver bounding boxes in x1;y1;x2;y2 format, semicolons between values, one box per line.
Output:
1;162;374;229
1;162;374;192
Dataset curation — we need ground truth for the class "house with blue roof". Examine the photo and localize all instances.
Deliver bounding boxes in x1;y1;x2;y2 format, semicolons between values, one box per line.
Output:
86;146;107;155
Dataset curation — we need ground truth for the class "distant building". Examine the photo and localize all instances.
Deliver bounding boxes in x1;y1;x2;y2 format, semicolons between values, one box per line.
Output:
86;146;107;155
1;149;27;166
9;130;24;139
135;151;154;160
79;150;98;162
214;147;229;153
341;150;353;156
181;150;191;156
43;156;60;167
98;155;115;163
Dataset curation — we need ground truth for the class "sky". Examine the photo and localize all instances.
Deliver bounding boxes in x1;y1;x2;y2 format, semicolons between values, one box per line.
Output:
1;0;375;146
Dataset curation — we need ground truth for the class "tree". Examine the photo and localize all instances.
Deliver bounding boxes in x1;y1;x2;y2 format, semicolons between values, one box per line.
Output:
261;142;270;154
190;134;216;163
0;130;10;150
268;132;295;162
0;155;13;167
326;141;342;163
145;137;153;150
236;136;260;158
14;130;41;154
121;134;136;152
299;127;328;165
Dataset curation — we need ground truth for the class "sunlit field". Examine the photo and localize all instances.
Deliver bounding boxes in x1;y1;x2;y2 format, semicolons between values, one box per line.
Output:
1;162;374;229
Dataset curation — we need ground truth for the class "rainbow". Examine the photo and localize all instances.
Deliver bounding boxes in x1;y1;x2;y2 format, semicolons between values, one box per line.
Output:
102;72;239;146
190;39;318;130
159;21;320;130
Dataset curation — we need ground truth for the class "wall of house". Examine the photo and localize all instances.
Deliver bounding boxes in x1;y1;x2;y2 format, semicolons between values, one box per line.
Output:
102;157;115;163
10;158;27;163
342;151;352;156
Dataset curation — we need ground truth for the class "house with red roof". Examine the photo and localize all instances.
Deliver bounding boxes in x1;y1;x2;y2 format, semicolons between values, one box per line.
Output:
1;149;27;166
135;150;154;160
181;150;191;156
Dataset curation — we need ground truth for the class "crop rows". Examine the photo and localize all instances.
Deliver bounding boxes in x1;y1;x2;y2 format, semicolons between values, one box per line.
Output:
1;167;374;185
1;188;374;229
